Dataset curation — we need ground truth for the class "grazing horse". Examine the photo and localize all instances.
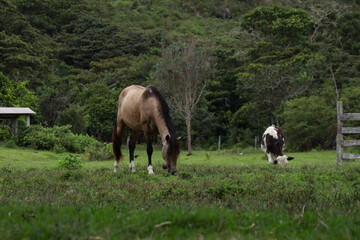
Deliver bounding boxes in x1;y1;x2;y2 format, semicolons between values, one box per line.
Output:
261;125;294;165
112;85;180;174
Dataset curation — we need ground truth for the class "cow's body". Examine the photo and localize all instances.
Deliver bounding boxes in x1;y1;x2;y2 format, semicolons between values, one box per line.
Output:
261;125;294;165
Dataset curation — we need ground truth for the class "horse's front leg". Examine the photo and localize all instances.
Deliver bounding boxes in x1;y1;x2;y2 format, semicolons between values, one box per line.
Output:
267;152;276;164
146;142;154;174
129;131;141;173
144;127;154;174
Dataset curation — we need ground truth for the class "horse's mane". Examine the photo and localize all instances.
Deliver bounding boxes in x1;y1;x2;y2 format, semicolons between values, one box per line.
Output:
145;85;180;156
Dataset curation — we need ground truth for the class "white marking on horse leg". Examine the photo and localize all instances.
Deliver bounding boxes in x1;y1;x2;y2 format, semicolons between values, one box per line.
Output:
267;153;275;164
114;161;119;173
147;165;154;174
129;160;136;173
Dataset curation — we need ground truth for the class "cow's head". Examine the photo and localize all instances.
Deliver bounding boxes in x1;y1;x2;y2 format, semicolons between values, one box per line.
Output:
274;155;294;165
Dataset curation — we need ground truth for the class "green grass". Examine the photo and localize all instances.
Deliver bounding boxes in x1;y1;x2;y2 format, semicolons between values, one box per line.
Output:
0;144;360;239
0;144;343;170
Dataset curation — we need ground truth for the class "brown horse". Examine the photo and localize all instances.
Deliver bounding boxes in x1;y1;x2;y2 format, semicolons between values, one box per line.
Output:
112;85;180;174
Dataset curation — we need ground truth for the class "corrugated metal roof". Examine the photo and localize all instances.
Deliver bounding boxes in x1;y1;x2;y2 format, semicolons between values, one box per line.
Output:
0;107;36;115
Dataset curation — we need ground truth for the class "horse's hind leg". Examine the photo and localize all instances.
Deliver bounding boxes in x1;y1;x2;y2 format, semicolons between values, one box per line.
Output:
113;119;125;173
129;131;141;173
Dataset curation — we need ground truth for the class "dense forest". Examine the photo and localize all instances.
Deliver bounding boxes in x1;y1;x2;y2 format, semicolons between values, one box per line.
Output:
1;0;360;152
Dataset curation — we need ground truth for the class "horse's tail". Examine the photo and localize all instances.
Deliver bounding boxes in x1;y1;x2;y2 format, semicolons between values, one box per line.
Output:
112;117;124;160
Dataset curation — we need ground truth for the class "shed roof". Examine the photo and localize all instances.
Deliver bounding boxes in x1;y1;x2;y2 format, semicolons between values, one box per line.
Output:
0;107;36;115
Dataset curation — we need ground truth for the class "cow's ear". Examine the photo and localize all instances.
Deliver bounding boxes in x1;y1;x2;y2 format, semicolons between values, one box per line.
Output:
287;157;294;161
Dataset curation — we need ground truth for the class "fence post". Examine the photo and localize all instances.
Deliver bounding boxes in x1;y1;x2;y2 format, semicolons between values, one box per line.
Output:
336;101;343;166
218;136;221;155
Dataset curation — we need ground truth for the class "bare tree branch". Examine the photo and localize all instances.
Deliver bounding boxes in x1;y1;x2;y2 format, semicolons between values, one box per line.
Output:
155;39;213;154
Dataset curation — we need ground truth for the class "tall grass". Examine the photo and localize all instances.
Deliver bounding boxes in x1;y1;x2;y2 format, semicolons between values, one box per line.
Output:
0;145;359;239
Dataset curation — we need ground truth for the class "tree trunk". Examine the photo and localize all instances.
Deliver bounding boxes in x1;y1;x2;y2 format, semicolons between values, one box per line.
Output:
186;115;192;155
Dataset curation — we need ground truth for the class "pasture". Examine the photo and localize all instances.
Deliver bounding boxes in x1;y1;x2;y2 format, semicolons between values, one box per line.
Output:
1;144;360;239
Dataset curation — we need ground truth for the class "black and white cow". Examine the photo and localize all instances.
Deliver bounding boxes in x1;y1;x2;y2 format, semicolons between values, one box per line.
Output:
260;125;294;165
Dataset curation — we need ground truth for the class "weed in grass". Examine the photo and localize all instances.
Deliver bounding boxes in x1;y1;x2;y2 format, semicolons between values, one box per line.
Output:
58;154;83;170
0;165;15;173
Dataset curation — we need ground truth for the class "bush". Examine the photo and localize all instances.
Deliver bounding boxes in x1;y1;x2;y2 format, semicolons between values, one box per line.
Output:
82;142;113;161
0;124;11;141
4;138;17;148
54;144;66;154
58;154;83;170
20;125;100;153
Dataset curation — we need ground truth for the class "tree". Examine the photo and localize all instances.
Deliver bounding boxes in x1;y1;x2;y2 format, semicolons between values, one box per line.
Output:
0;72;37;108
235;6;316;131
76;82;118;141
238;60;314;120
281;96;335;151
241;6;314;47
337;11;360;55
55;104;86;134
155;40;213;155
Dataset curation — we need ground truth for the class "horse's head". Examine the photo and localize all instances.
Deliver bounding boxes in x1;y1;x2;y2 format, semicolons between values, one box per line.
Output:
161;135;181;174
275;155;294;165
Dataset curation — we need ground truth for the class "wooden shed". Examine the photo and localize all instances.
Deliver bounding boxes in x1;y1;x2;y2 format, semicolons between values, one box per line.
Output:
0;107;36;135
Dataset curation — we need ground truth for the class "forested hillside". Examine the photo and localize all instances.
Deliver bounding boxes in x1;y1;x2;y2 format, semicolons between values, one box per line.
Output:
1;0;360;151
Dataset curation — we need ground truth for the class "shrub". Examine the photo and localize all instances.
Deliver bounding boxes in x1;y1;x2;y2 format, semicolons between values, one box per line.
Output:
4;138;17;148
58;154;83;170
20;125;100;153
82;142;113;161
54;144;66;154
0;124;11;141
23;125;57;150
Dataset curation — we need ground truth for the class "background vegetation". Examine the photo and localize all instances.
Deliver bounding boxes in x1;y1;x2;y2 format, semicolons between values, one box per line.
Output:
1;0;360;152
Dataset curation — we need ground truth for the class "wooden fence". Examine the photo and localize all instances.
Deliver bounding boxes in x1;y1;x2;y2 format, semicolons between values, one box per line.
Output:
336;101;360;166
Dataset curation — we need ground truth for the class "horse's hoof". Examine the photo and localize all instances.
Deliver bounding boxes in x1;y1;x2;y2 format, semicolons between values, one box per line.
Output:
162;162;167;169
148;165;155;174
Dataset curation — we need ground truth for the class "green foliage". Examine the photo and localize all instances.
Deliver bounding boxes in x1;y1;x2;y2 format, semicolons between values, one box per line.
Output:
0;72;37;108
55;104;86;134
53;143;66;154
0;124;11;141
0;72;14;106
241;6;314;46
77;82;118;141
37;76;78;126
82;142;113;161
337;11;360;55
341;86;360;113
4;138;17;148
0;0;359;151
281;96;336;151
20;125;99;153
57;153;83;170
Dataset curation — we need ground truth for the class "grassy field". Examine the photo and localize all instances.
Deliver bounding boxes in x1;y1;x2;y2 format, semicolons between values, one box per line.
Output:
1;144;360;239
